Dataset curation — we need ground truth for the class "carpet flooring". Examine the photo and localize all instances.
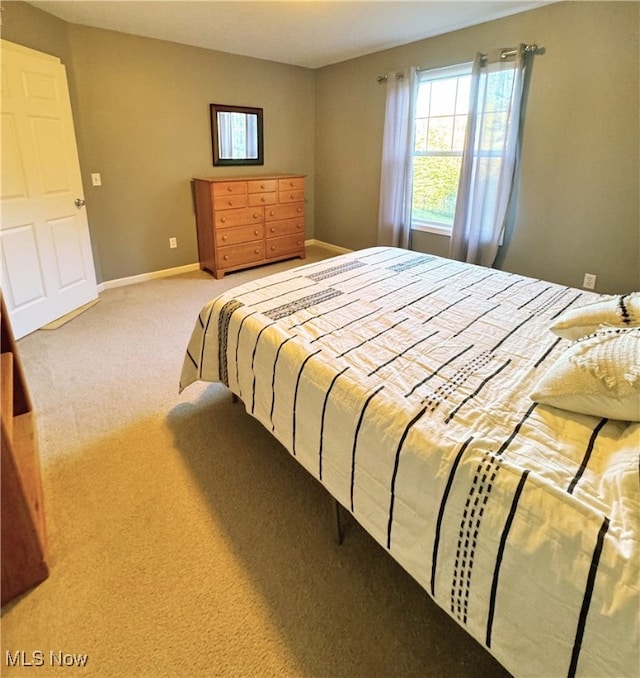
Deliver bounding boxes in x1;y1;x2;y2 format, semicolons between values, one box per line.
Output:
1;245;510;678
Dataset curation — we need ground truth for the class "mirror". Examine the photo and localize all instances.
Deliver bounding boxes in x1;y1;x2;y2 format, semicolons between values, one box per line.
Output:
210;104;264;166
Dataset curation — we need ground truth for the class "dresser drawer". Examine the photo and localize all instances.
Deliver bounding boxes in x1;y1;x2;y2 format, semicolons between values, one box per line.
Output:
278;189;304;204
278;177;305;192
213;181;247;198
217;241;265;268
216;224;263;247
248;192;277;207
266;234;305;259
215;206;264;229
266;217;305;237
265;203;304;221
214;194;248;211
247;179;277;193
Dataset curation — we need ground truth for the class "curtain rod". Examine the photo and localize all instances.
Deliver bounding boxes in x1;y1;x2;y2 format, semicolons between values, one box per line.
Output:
376;43;540;83
498;43;539;60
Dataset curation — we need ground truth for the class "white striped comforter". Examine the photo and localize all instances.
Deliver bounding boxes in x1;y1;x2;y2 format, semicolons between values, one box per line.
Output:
180;247;639;678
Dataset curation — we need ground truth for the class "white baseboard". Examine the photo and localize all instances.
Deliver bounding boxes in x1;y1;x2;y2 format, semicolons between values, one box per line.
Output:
98;263;201;291
98;241;351;291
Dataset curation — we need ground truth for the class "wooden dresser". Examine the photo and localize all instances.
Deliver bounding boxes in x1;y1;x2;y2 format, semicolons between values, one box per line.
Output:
1;294;48;605
192;174;306;279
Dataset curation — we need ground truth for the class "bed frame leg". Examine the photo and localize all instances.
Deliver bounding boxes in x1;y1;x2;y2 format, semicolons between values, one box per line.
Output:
333;498;344;545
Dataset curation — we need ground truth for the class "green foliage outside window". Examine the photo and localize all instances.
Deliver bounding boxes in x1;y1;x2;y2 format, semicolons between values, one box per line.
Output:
412;157;461;225
411;72;470;228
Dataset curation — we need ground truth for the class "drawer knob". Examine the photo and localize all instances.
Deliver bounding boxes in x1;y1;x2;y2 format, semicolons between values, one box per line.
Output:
269;211;275;216
222;235;228;241
223;255;229;261
228;200;233;206
254;230;259;236
271;245;276;251
227;186;233;192
297;240;302;246
253;213;259;219
221;217;226;223
270;227;275;233
261;197;266;202
296;223;301;229
260;184;265;189
296;207;302;213
290;194;295;199
255;248;260;254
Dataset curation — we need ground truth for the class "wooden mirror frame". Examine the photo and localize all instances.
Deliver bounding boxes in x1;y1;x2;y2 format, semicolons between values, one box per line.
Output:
210;103;264;166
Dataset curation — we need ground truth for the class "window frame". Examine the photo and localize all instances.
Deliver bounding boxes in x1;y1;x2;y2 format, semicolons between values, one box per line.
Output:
410;62;473;237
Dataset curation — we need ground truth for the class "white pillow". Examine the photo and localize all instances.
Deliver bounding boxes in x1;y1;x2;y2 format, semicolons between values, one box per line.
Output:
550;292;640;340
531;327;640;421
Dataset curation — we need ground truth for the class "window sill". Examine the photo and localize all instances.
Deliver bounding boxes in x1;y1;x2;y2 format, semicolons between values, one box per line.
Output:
411;223;452;238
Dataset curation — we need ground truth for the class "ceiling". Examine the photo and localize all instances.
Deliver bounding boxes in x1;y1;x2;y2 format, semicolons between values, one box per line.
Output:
27;1;552;69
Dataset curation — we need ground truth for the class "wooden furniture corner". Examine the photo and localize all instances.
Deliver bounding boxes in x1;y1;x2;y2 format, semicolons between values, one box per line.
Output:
1;293;49;605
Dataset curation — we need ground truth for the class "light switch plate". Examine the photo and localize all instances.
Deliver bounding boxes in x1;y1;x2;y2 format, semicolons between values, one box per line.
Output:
91;173;102;186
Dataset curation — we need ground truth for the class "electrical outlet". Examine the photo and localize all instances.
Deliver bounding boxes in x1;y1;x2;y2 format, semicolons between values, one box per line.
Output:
91;173;102;186
583;273;597;290
169;237;177;249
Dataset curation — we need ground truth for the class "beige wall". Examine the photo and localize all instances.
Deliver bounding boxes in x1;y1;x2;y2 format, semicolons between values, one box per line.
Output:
315;1;640;293
3;1;639;293
0;0;71;66
2;1;315;283
67;26;315;282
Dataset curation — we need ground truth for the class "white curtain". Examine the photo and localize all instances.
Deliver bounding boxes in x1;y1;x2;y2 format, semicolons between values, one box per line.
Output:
449;45;531;267
246;114;258;159
218;112;233;159
377;68;417;249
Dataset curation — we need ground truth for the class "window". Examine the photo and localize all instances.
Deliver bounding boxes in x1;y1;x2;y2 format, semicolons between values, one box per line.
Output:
411;63;472;235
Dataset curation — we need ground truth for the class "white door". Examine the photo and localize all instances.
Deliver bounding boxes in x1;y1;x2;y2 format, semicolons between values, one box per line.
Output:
1;39;98;339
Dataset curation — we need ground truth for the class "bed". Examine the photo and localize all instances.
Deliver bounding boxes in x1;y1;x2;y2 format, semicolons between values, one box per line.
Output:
180;247;639;678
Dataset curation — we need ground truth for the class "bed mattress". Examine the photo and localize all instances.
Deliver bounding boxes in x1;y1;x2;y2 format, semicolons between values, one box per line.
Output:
180;247;639;677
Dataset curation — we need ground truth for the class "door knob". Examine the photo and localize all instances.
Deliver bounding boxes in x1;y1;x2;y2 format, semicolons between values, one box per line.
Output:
75;198;86;208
